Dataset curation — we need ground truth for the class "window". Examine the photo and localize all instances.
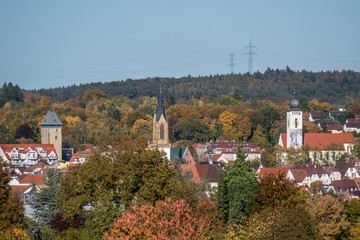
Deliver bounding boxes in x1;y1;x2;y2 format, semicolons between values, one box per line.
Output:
160;124;164;139
55;136;57;140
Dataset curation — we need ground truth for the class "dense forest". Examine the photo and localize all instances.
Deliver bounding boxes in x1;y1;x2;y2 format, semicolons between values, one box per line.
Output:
34;68;360;104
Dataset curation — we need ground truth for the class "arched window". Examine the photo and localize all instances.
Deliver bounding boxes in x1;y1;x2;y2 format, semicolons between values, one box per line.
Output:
160;124;164;139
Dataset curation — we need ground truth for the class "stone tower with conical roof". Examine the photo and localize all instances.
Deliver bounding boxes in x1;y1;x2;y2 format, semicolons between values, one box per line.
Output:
286;93;303;148
152;88;170;148
40;107;63;161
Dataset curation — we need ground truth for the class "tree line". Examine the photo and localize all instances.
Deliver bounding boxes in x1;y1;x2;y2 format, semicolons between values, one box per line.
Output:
33;68;360;104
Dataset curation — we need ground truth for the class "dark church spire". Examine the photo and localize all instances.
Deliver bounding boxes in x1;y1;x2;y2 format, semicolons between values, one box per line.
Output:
155;86;167;122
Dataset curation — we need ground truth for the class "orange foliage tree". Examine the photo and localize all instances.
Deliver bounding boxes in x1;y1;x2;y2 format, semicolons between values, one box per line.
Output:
104;198;214;240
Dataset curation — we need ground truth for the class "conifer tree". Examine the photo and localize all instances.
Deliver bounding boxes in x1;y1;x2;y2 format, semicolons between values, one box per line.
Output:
31;169;63;226
215;170;229;225
215;149;259;225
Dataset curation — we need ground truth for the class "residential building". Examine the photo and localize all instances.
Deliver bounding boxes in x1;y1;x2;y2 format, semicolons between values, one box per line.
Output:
206;141;261;163
0;144;58;166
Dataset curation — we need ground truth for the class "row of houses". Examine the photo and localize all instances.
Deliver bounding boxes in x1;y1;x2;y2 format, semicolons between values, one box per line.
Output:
305;111;360;134
259;157;360;198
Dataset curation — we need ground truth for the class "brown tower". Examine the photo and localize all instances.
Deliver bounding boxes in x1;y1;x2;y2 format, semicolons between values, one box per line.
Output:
152;88;170;148
40;107;63;161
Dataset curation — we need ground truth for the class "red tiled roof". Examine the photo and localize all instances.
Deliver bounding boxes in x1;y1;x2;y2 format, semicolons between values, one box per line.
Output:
280;133;287;147
0;144;58;159
304;133;357;149
259;168;289;178
17;174;45;185
180;164;221;183
181;164;200;182
26;160;48;172
327;125;343;131
280;133;356;150
10;185;32;194
69;146;97;163
290;169;309;183
330;179;358;192
211;154;222;162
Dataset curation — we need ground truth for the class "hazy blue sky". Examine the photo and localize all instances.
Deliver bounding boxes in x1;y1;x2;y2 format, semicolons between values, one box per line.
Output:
0;1;359;90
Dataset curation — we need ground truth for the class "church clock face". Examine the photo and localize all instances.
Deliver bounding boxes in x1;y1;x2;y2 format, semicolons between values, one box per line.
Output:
290;129;302;148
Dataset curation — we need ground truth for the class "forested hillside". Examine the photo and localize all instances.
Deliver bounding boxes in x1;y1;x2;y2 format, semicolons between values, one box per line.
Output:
34;68;360;103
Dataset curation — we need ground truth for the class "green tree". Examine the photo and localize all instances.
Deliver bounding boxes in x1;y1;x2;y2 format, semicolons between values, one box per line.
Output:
215;170;229;225
172;117;212;142
166;94;176;107
298;95;309;112
0;82;24;107
31;169;63;226
215;150;258;225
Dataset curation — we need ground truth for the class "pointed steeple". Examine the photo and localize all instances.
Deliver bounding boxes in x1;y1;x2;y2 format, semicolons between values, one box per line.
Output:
155;86;167;122
40;106;63;126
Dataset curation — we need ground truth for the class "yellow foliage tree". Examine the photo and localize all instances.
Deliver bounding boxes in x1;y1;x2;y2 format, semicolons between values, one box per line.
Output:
0;228;30;240
308;99;333;112
132;119;152;139
349;218;360;240
306;194;349;240
65;116;81;128
219;111;251;141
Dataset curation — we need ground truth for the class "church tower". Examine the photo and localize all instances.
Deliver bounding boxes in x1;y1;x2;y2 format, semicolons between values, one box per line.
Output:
152;88;170;148
40;107;63;161
286;94;303;148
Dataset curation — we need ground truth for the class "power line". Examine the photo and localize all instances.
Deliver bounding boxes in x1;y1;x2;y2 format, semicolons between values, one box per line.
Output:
243;39;258;74
228;51;236;74
261;51;360;63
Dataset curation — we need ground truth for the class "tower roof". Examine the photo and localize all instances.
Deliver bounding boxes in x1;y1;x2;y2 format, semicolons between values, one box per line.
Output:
289;93;300;110
155;88;167;122
40;107;63;126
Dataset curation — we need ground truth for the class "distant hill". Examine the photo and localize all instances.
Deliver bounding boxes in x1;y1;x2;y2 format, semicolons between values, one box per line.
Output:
33;68;360;103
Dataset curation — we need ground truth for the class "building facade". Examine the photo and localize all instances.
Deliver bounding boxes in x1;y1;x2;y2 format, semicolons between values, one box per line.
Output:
40;107;63;161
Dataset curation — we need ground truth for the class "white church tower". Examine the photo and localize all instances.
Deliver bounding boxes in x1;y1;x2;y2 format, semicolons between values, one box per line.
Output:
286;94;303;148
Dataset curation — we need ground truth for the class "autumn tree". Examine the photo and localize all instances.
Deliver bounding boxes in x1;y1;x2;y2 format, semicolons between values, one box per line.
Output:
104;198;215;240
256;172;308;210
306;194;349;240
0;159;25;231
303;120;322;133
225;206;317;240
132;119;152;139
218;111;251;141
349;218;360;240
251;124;271;148
57;135;204;238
